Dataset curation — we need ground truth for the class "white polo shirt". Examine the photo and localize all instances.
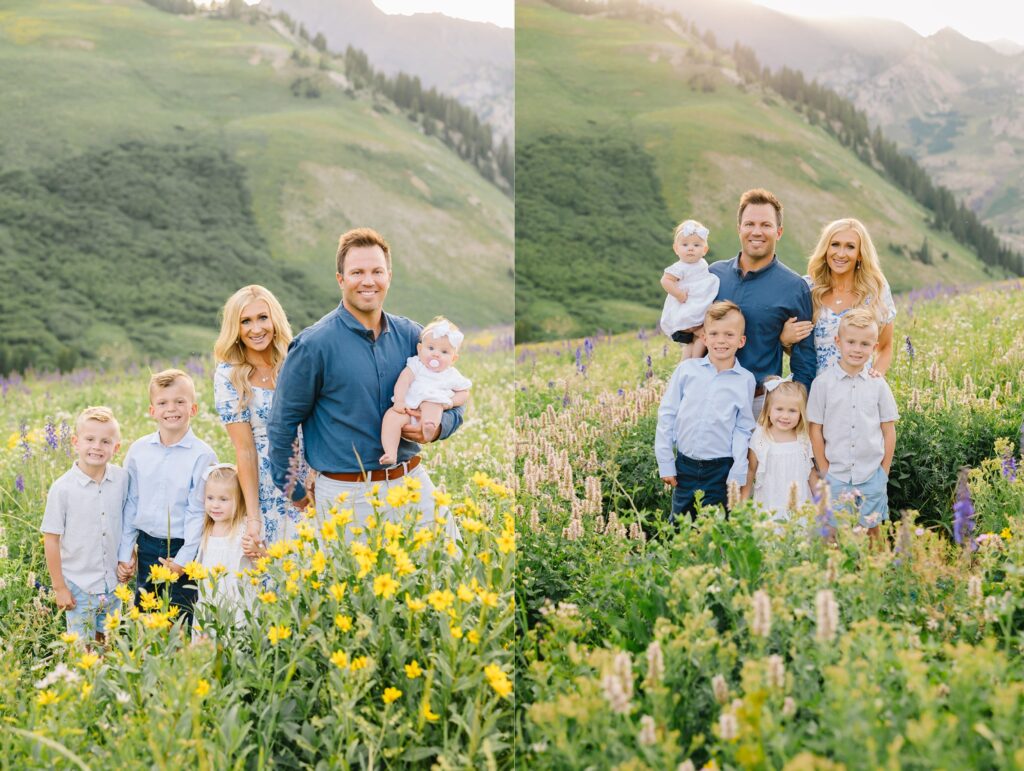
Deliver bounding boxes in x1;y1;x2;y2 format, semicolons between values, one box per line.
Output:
806;364;899;485
41;463;128;594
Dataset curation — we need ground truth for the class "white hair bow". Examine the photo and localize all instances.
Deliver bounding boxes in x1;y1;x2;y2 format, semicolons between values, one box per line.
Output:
430;320;464;348
763;375;793;394
679;221;710;240
202;462;237;481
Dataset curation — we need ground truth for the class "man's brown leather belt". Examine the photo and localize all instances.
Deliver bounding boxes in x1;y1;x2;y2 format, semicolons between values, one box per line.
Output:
319;456;421;483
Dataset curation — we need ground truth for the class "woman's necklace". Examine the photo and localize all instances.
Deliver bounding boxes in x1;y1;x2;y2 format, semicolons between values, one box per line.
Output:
248;361;274;384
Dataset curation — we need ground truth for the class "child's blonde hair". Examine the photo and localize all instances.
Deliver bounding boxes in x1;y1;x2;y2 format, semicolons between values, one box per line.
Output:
420;316;464;349
202;464;246;546
75;405;120;438
704;300;745;331
757;376;809;436
148;369;196;401
673;219;710;243
838;307;880;337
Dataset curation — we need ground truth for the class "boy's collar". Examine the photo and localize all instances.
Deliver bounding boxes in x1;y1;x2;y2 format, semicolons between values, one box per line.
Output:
698;354;741;373
148;427;195;448
836;362;870;379
71;461;113;485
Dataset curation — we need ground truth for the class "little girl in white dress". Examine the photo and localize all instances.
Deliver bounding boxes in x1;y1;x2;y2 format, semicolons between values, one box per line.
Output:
194;464;259;633
379;316;472;466
741;377;817;523
659;219;720;359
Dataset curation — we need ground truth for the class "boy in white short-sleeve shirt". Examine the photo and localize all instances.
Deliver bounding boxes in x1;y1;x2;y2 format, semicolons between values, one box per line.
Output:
41;406;130;641
807;308;898;541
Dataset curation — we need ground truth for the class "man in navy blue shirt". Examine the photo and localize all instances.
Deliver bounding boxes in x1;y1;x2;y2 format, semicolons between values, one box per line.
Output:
710;189;816;415
267;228;464;539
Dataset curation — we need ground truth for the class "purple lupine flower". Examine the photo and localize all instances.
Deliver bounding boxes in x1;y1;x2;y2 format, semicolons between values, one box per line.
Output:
547;380;555;389
19;424;31;461
15;474;24;494
617;388;625;397
584;338;594;359
282;437;305;500
904;336;915;363
1003;450;1018;482
952;467;976;551
637;329;647;340
45;419;58;451
562;391;570;408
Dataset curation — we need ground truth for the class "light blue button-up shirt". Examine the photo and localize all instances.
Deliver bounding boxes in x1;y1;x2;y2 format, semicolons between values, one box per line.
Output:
655;356;756;484
118;428;217;565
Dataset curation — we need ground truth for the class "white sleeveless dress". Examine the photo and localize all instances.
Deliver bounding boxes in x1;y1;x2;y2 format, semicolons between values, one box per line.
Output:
750;426;814;521
195;530;253;628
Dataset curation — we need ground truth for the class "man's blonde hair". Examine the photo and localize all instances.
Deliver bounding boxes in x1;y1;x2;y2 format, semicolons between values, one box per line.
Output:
75;406;120;438
148;368;196;401
704;300;745;331
838;307;880;336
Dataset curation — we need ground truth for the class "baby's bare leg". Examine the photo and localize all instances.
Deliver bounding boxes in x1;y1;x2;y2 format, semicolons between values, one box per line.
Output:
419;401;445;439
380;407;411;465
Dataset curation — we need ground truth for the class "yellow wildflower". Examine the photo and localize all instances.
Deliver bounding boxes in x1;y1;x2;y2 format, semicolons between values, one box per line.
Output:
334;492;351;504
365;514;377;531
450;624;463;639
394;550;416;577
335;614;353;632
114;584;133;603
258;591;277;604
463;517;486;534
267;625;291;646
281;559;297;573
373;573;399;599
471;471;491;487
183;562;208;581
468;630;480;645
496;532;515;554
405;660;423;679
478;591;499;608
194;679;210;698
383;687;402;704
1001;528;1012;540
104;611;121;632
330;650;349;669
295;521;317;541
78;652;100;670
421;701;440;722
386;487;409;508
332;508;354;528
80;682;93;699
128;606;141;620
484;664;513;699
60;631;80;645
349;655;370;672
310;550;327;574
405;594;427;613
148;563;178;584
210;564;228;578
142;612;172;630
253;557;270;574
478;551;492;565
285;579;299;595
457;584;475;603
426;589;455;612
267;541;290;560
488;481;512;498
329;582;348;602
383;521;404;543
445;541;458;557
321;519;338;541
403;476;422;492
432;489;452;507
412;528;434;550
36;690;59;706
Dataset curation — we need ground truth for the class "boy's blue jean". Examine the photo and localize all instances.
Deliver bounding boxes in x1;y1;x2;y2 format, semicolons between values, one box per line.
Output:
825;466;890;528
670;453;732;524
136;532;197;628
66;581;116;638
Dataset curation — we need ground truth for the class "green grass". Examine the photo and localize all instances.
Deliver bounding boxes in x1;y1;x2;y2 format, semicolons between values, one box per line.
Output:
515;0;998;341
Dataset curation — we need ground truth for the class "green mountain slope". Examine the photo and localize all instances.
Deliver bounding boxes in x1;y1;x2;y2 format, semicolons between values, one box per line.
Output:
0;0;512;371
515;1;998;341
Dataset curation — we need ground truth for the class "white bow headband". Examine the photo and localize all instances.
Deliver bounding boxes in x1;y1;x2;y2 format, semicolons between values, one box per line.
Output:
203;462;237;481
678;221;710;240
428;320;464;348
763;375;793;394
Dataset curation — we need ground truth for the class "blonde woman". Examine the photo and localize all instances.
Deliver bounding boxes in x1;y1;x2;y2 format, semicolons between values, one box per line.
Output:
781;218;896;375
213;285;298;547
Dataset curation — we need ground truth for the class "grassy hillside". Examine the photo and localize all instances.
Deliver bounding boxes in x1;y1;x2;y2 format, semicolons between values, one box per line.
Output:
0;0;512;370
515;1;997;341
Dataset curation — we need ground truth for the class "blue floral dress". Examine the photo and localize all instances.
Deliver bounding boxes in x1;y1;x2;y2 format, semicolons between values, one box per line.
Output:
214;362;299;545
803;276;897;374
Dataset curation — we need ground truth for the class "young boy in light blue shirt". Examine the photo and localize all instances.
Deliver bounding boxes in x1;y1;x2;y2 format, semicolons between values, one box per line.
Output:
117;369;217;623
655;301;757;522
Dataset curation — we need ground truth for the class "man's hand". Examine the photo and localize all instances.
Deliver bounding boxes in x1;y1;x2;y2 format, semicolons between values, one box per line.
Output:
661;475;677;488
402;409;441;443
117;560;135;583
54;586;76;611
158;558;185;576
780;317;814;347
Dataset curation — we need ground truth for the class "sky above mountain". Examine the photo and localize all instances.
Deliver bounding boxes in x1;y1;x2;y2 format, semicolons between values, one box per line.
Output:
372;0;512;28
751;0;1024;46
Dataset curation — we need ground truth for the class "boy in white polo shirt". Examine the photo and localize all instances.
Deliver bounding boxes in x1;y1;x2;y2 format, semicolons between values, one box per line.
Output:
807;308;898;541
42;406;130;641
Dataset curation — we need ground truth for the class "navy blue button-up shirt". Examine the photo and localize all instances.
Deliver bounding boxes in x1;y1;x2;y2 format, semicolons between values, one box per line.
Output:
268;303;464;501
710;254;816;392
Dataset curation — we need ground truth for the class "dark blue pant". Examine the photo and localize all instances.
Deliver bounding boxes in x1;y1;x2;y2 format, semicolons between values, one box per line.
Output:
670;453;732;523
136;531;196;628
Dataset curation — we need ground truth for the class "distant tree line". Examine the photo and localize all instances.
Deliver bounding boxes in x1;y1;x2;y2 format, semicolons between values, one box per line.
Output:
141;0;196;14
274;13;512;191
544;0;1023;276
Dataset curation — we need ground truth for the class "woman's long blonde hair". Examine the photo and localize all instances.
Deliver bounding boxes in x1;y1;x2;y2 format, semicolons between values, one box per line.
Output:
807;219;887;324
213;285;293;411
202;465;247;547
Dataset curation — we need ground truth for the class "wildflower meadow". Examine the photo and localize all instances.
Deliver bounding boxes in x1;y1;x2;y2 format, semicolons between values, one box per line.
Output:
0;333;515;768
515;282;1024;769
